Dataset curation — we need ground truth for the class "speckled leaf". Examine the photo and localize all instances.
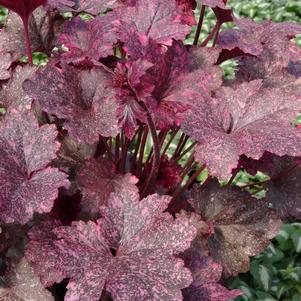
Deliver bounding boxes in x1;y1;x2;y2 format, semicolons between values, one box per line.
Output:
59;15;117;65
77;157;139;216
0;101;69;224
0;8;63;62
199;0;226;8
113;0;191;48
46;0;76;10
267;166;301;221
181;250;242;301
25;220;66;286
0;53;12;81
190;180;282;276
26;192;197;301
182;80;301;179
0;65;38;109
0;257;55;301
218;18;301;57
23;64;119;144
77;0;118;14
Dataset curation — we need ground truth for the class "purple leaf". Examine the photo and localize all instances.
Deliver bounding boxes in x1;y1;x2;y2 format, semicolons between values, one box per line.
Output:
199;0;226;7
0;65;38;110
0;53;12;81
0;257;55;301
219;18;301;57
0;0;45;19
46;0;76;11
77;157;139;216
113;0;191;49
190;180;282;276
0;101;69;224
26;220;66;286
0;8;64;62
26;192;197;301
182;80;301;179
59;15;117;65
267;166;301;221
23;64;119;144
142;41;222;129
77;0;118;14
112;59;153;137
181;250;242;301
176;0;197;25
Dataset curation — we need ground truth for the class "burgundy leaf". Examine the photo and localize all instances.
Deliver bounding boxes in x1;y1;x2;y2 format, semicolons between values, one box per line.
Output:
199;0;233;24
113;0;191;49
26;220;66;286
181;250;242;301
0;100;69;224
23;64;119;144
0;8;64;62
218;18;301;57
142;41;222;129
46;0;76;11
190;180;281;276
77;157;139;216
199;0;226;7
157;155;183;190
0;257;55;301
26;192;197;301
240;153;299;178
59;15;117;65
77;0;118;14
182;80;301;179
112;59;153;137
0;53;12;81
0;65;38;110
0;0;45;19
176;0;197;25
266;166;301;221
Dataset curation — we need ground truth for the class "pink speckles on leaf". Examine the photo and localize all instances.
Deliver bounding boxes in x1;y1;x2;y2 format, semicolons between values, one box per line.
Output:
23;64;119;144
26;192;197;301
59;16;117;65
0;101;69;224
182;80;301;179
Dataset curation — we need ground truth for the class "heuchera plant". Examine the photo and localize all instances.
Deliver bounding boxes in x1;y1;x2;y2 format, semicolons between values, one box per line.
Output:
0;0;300;300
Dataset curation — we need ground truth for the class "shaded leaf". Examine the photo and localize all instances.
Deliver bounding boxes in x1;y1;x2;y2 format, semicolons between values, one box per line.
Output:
266;166;301;221
0;257;55;301
182;250;242;300
23;64;119;144
77;157;139;216
190;180;281;276
0;8;64;62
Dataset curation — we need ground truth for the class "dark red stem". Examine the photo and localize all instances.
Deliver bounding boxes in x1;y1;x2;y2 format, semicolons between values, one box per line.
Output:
141;108;161;197
172;164;206;202
22;16;33;65
200;21;220;47
136;126;148;178
193;5;206;46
